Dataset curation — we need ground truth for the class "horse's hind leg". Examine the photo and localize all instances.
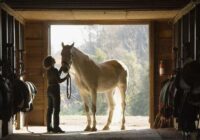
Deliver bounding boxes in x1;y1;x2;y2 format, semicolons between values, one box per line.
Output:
91;92;97;131
118;84;127;130
103;90;115;130
81;95;91;131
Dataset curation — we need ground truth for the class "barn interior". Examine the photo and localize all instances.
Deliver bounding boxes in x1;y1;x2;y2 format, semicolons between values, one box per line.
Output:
0;0;200;139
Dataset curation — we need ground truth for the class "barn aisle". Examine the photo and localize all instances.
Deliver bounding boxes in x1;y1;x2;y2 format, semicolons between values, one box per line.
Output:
1;116;183;140
2;128;183;140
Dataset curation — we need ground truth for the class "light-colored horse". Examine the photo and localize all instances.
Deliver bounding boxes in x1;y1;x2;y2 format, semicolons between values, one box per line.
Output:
61;42;128;131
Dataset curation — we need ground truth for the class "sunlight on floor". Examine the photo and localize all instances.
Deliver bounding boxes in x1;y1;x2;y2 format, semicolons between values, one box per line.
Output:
14;116;149;134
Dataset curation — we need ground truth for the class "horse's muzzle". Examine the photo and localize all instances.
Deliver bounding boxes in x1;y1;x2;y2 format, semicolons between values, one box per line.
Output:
62;66;69;73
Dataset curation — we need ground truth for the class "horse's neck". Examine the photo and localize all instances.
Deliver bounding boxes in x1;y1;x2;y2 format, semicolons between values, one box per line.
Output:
71;47;98;75
71;47;87;65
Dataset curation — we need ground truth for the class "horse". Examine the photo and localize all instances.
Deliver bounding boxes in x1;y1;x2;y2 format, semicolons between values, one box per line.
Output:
61;42;128;131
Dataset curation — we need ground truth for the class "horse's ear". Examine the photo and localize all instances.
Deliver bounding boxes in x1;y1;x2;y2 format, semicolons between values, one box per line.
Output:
61;42;65;48
71;42;74;47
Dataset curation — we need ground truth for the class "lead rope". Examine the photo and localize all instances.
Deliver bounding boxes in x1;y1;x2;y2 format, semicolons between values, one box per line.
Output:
66;73;72;99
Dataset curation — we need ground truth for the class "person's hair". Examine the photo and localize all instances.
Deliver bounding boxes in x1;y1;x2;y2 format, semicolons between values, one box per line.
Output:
43;56;55;69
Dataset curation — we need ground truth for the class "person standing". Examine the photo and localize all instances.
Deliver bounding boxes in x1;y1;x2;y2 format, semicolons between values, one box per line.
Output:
43;56;67;133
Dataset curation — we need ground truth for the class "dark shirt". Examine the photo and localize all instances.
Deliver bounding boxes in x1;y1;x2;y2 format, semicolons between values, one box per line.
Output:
47;67;66;86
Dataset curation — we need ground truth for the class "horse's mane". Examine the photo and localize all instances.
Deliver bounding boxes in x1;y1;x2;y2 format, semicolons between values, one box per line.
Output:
71;47;128;73
71;47;97;65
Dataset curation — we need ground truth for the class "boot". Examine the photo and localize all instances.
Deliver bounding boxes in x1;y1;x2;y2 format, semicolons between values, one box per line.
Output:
53;127;65;133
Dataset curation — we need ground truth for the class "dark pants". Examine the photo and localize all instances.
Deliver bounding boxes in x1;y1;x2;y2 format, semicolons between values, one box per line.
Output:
47;85;60;129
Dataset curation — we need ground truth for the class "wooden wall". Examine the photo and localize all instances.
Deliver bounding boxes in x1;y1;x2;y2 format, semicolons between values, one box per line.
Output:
150;21;173;127
24;22;48;125
23;21;174;128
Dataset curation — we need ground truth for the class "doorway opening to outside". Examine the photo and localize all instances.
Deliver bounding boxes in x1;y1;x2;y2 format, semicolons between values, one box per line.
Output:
50;24;150;131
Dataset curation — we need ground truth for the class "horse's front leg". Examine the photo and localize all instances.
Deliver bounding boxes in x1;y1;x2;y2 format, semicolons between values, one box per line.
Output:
91;92;97;131
81;95;91;131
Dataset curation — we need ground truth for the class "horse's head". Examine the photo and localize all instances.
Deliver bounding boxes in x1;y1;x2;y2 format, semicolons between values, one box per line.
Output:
61;42;74;73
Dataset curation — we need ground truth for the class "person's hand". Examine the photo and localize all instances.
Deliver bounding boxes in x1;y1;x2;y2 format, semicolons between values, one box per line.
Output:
59;66;63;71
58;67;63;74
64;73;70;80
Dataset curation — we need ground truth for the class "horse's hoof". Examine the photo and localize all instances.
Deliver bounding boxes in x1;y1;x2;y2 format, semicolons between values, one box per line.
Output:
121;126;125;130
102;126;109;130
91;127;97;131
84;126;91;131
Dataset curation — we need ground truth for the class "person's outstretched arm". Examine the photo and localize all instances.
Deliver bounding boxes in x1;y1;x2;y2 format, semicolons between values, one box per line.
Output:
56;68;68;83
58;67;62;76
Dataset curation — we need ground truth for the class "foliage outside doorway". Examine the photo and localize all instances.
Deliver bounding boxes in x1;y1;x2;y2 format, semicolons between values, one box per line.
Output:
50;25;149;126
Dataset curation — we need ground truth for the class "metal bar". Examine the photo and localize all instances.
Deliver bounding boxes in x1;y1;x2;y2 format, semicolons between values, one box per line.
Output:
182;15;189;62
13;17;16;73
19;23;24;76
189;9;195;59
20;23;24;51
183;15;189;43
7;14;14;73
14;20;19;75
196;4;200;61
180;18;184;67
188;11;191;42
2;10;7;76
0;8;2;74
194;6;197;60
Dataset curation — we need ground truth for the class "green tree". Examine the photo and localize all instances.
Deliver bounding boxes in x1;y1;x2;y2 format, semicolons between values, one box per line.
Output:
56;25;149;116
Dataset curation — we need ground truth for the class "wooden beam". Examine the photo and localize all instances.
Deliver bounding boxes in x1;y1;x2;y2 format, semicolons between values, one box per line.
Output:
173;0;200;23
15;10;179;21
0;3;25;24
149;21;155;128
6;0;190;10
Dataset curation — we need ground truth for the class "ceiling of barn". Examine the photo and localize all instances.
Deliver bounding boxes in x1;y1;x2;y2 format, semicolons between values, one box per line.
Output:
5;0;191;21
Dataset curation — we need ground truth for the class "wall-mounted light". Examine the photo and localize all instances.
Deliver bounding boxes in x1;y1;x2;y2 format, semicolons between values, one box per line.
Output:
159;60;164;76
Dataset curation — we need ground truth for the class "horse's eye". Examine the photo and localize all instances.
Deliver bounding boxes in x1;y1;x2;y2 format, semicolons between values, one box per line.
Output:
62;61;67;65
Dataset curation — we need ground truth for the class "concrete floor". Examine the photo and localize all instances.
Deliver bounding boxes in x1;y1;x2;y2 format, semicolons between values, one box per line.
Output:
2;128;183;140
1;116;184;140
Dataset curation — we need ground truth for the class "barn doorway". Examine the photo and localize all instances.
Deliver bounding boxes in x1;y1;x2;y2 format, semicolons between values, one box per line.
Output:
50;24;150;131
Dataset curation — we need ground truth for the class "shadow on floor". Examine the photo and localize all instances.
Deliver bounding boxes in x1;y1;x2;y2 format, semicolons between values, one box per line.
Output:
2;128;183;140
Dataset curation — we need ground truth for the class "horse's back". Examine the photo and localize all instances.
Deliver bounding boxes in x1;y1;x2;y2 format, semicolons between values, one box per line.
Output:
98;60;128;85
100;60;127;73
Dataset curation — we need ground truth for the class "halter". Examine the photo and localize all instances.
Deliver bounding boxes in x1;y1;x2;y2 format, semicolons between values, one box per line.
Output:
62;44;73;99
66;73;71;99
66;53;73;99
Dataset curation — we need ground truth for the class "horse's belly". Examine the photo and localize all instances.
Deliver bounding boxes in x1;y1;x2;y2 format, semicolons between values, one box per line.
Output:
97;79;118;92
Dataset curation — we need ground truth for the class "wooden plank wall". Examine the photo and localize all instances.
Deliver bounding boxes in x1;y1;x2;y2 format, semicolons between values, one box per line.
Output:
23;21;174;127
24;22;48;125
151;21;173;127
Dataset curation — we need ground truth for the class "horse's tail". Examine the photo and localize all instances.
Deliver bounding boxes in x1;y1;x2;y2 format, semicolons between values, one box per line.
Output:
116;60;128;104
116;60;127;129
117;60;129;88
124;66;129;87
